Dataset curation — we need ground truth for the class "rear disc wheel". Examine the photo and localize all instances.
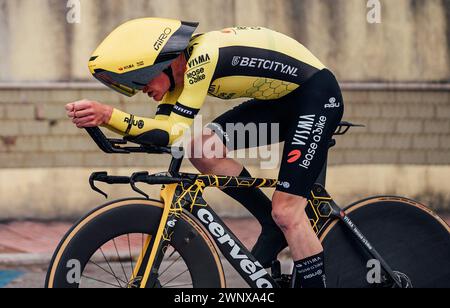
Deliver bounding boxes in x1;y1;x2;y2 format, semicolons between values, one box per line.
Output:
320;197;450;288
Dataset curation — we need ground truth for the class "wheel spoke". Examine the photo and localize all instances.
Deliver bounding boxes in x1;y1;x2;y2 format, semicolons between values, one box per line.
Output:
127;234;135;280
113;238;129;282
161;269;189;287
87;260;128;285
81;275;123;288
159;253;182;279
99;247;123;288
78;232;193;289
167;247;177;259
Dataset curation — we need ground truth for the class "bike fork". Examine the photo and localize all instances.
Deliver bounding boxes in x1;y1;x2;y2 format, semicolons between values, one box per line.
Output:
132;184;180;288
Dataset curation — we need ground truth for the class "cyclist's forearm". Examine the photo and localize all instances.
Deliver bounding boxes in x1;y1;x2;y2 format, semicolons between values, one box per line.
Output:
155;102;175;121
107;108;170;136
106;108;191;145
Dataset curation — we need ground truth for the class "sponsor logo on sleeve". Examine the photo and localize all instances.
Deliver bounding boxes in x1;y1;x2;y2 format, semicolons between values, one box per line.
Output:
186;67;206;85
188;54;211;69
173;105;194;117
124;117;145;130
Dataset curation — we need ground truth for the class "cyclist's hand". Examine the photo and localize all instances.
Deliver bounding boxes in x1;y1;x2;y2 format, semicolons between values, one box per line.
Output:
66;100;113;128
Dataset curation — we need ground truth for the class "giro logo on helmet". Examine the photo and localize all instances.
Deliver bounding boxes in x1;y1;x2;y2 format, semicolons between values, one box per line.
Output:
154;28;173;51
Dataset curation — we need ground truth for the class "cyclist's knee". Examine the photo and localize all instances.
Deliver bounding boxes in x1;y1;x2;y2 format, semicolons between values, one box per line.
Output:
272;192;308;231
188;132;227;170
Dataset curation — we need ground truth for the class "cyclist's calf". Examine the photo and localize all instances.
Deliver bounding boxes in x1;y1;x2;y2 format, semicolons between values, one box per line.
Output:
272;191;324;260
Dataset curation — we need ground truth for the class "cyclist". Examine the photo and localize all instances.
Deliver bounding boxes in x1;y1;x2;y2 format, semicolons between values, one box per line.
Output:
66;18;344;289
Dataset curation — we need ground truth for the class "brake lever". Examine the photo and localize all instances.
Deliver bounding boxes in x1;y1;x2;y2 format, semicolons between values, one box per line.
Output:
130;172;151;199
89;172;109;199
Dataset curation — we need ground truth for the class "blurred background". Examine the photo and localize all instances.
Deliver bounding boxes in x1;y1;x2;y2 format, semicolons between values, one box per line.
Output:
0;0;449;221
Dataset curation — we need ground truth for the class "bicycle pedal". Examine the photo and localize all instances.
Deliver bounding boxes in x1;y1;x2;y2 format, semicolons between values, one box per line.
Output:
271;260;281;279
274;275;292;289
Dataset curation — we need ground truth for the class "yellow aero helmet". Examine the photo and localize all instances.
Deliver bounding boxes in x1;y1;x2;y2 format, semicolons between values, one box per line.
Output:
89;18;198;97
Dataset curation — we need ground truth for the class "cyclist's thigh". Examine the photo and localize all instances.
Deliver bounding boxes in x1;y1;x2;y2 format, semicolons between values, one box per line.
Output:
277;69;344;197
207;98;289;151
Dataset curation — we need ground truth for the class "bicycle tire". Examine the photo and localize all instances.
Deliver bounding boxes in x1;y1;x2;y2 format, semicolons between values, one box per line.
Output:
319;196;450;288
45;198;226;288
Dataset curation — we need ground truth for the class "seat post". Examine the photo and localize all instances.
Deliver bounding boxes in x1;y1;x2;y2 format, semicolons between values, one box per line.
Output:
315;139;336;187
316;158;328;187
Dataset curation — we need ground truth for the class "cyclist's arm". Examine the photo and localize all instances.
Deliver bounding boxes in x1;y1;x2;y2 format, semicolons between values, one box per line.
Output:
105;95;206;146
106;109;174;145
105;87;210;145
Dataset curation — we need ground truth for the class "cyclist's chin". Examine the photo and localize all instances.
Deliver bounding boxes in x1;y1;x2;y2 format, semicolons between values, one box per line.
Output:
153;95;164;102
148;92;163;101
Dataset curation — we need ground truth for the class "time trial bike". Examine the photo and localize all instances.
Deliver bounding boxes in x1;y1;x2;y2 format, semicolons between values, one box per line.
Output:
45;122;450;288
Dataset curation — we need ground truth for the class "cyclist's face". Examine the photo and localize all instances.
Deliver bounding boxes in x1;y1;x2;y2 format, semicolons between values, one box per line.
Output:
143;72;171;102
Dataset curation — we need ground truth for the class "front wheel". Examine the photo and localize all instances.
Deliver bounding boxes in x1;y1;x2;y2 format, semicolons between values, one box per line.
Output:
46;199;226;288
320;196;450;288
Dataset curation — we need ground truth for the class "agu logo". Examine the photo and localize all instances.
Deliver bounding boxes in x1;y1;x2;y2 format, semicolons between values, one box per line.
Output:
287;150;302;164
278;181;291;189
325;97;341;109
